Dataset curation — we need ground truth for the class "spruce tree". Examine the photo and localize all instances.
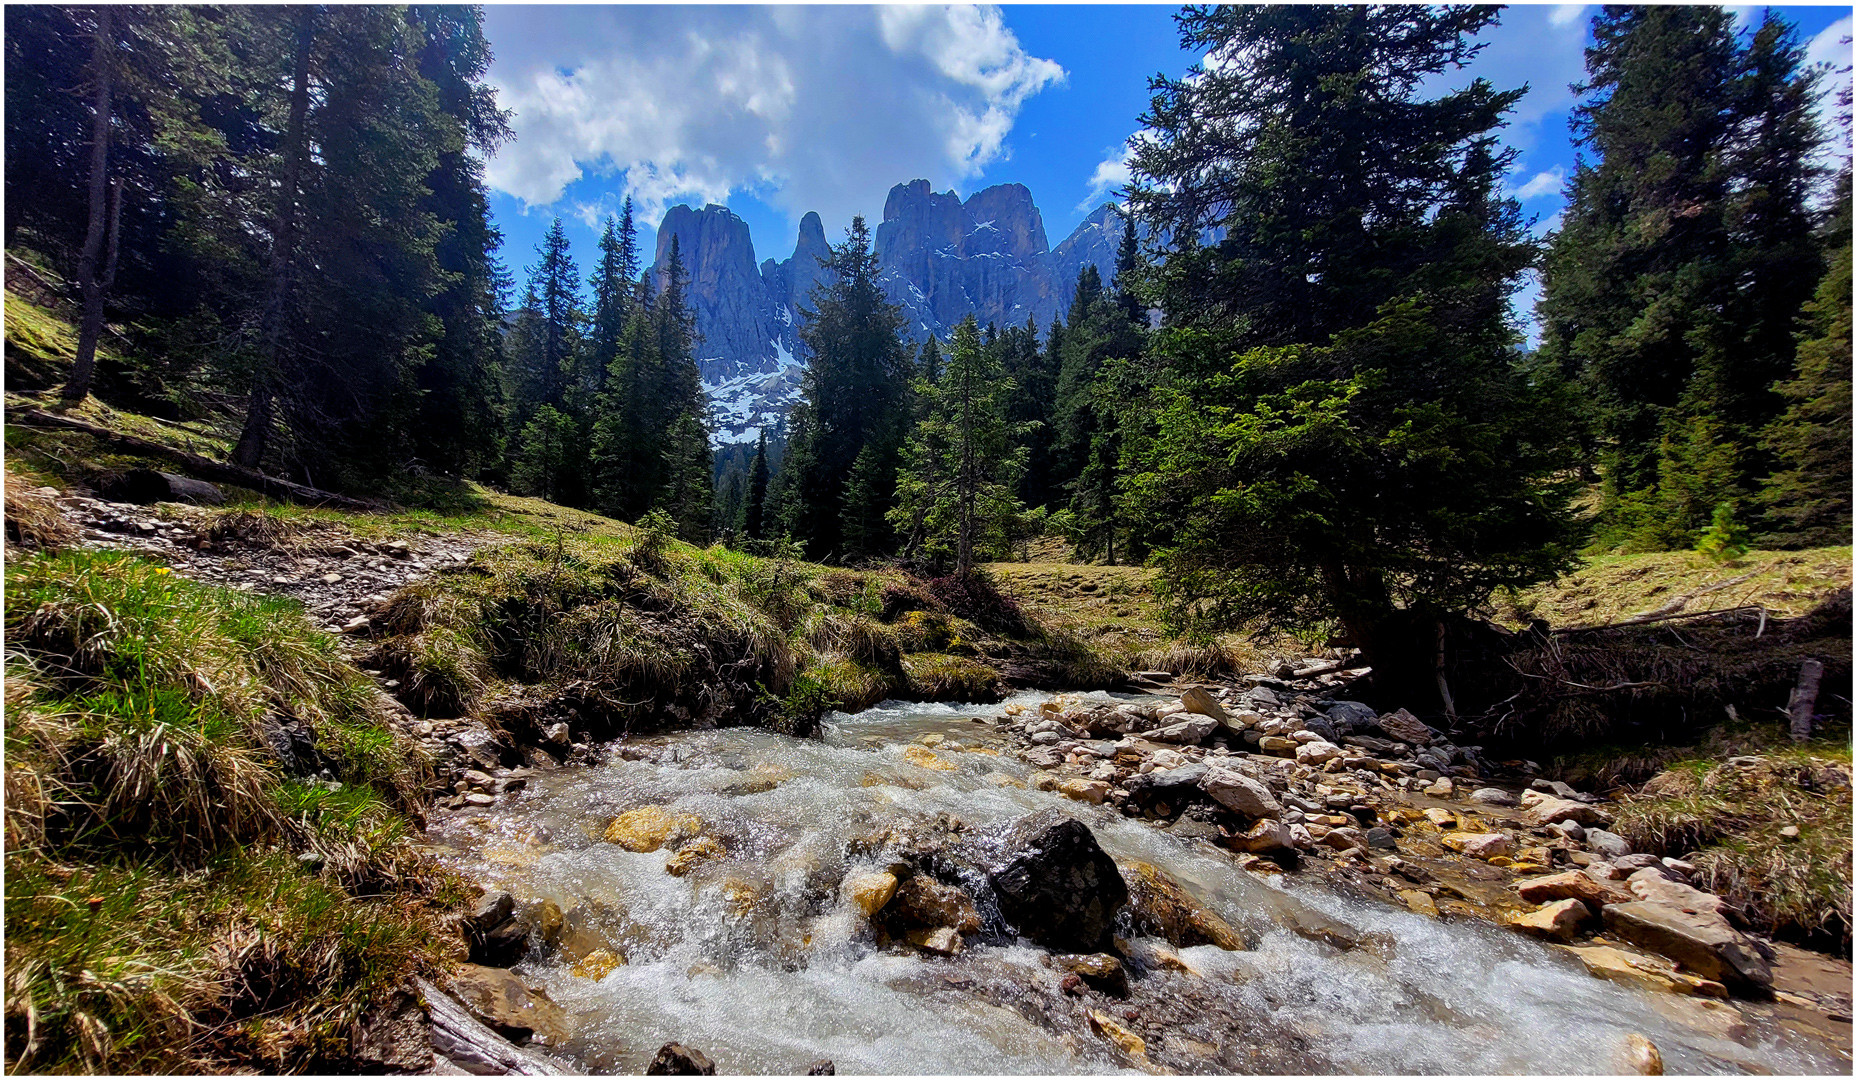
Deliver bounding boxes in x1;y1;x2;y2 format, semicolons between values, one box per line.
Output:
743;430;770;541
1537;6;1826;548
1124;5;1584;705
1759;172;1853;547
889;317;1028;575
779;216;911;560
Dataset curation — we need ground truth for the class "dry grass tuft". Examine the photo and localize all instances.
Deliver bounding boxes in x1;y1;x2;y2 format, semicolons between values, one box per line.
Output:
4;468;75;551
1614;750;1853;951
904;653;1004;702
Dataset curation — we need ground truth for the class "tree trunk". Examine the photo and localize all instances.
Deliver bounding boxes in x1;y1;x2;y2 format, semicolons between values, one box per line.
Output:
1788;658;1823;742
234;6;314;469
60;6;115;403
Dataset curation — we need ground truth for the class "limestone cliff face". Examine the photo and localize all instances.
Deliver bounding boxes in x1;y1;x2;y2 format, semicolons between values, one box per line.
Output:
652;188;1130;446
652;204;779;386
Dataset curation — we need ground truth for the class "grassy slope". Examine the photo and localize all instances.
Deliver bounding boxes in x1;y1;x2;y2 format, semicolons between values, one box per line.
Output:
4;550;465;1072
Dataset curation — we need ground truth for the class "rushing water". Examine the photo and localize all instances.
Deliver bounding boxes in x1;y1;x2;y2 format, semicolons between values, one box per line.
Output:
431;692;1841;1075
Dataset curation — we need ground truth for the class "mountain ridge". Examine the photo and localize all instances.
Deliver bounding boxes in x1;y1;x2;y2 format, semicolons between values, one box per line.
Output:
649;182;1134;445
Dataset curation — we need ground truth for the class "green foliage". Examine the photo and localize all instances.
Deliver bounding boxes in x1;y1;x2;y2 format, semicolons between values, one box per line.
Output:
1538;7;1828;548
775;216;911;561
1695;502;1751;563
1123;7;1582;695
511;404;578;503
1760;233;1853;547
889;317;1029;574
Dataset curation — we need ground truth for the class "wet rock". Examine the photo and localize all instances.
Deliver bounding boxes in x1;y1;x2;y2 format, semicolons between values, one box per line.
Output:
1620;1034;1663;1075
1086;1010;1148;1062
646;1042;717;1075
805;1060;835;1075
1468;787;1518;807
1507;898;1593;942
1119;861;1247;951
465;890;529;967
1585;828;1631;859
1225;818;1295;855
1446;831;1513;859
1199;767;1282;818
1365;827;1396;850
1059;778;1110;804
906;926;964;955
903;745;958;770
989;810;1129;952
1399;890;1441;918
446;964;573;1046
1423;777;1454;798
665;836;727;876
1054;953;1130;997
886;876;981;935
571;949;624;980
844;871;899;918
1149;715;1219;744
604;807;704;852
1601;902;1773;994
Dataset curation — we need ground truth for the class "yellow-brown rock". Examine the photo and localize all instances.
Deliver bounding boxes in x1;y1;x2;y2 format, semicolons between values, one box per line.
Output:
665;836;727;876
902;745;957;771
1120;860;1247;951
844;871;900;918
1087;1010;1148;1061
1620;1034;1663;1075
570;948;624;980
603;806;703;852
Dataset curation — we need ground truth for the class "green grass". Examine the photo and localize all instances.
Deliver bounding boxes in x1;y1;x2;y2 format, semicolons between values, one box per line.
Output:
1497;546;1853;629
4;549;458;1072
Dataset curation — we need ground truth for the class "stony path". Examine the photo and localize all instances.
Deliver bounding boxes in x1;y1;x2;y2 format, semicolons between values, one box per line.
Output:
33;486;492;632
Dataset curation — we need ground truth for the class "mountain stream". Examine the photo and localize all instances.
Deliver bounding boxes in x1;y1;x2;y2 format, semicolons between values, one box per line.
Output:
430;692;1843;1075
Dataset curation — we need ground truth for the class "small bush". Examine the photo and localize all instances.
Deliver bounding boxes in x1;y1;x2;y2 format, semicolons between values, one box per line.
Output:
903;653;1003;702
923;569;1029;637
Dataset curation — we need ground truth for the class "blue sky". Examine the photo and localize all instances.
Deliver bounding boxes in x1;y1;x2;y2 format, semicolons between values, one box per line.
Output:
482;3;1852;326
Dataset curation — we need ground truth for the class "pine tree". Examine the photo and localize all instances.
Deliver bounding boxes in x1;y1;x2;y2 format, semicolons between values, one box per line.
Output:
742;430;771;541
1537;6;1826;549
889;317;1028;575
779;216;911;560
1124;5;1584;705
1759;182;1853;546
587;198;639;382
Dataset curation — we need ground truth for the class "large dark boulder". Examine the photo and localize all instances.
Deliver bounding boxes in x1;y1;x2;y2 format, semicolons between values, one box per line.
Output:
987;810;1127;951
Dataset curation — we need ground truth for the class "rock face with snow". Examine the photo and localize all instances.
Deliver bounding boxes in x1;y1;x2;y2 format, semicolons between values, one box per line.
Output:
650;185;1134;446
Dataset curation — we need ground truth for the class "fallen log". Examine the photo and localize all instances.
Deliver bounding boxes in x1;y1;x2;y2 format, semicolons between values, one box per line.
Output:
416;978;565;1076
8;407;377;510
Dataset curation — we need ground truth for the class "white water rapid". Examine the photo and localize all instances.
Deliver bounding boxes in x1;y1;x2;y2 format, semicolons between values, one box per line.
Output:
430;692;1842;1075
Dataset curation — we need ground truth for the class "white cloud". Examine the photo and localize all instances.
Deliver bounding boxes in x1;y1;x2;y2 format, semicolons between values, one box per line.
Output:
1548;5;1588;30
1080;145;1132;211
481;6;1064;231
1516;167;1566;201
1807;15;1854;165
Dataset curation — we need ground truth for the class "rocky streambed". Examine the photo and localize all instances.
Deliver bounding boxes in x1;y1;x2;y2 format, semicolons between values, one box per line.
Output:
426;693;1847;1075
